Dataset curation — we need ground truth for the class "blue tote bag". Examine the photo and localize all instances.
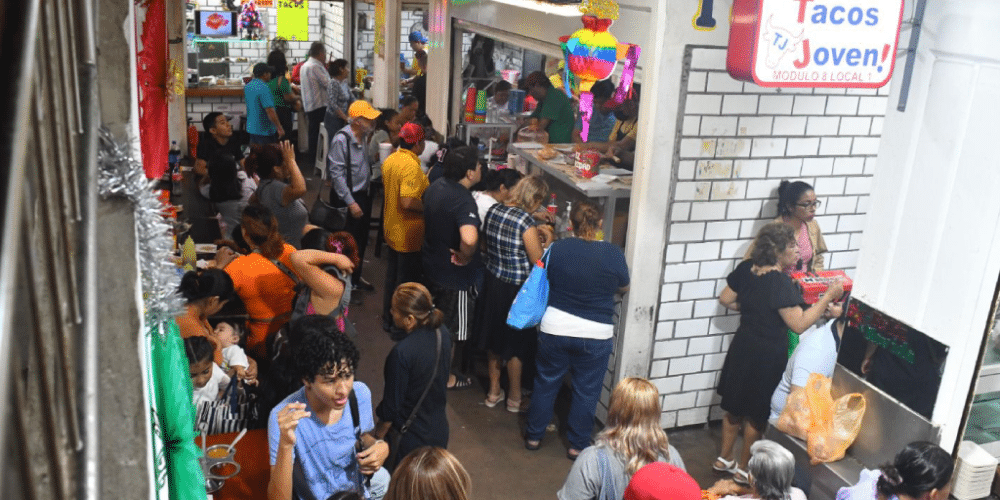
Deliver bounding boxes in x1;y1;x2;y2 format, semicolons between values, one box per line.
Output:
507;248;551;329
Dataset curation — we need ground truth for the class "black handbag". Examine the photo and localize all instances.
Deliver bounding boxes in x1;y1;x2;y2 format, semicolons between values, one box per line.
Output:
309;130;354;231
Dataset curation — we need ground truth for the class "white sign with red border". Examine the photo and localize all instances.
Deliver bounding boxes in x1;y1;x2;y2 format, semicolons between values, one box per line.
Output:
751;0;904;87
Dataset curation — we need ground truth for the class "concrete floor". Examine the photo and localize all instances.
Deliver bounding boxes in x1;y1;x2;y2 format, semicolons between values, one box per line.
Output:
182;157;727;498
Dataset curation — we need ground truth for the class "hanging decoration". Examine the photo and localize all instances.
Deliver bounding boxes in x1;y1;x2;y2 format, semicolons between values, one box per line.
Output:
559;0;641;142
134;0;169;179
239;0;265;40
277;0;309;41
374;0;386;58
166;59;185;101
98;126;200;499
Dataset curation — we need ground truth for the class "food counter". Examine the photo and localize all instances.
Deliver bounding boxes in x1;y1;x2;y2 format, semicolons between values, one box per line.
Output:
508;142;631;244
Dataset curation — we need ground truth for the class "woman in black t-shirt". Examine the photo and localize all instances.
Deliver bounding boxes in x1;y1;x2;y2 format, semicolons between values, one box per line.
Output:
713;222;843;485
376;282;452;470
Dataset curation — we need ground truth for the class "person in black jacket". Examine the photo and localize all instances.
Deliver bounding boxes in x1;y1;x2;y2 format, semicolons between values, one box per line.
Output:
375;282;452;470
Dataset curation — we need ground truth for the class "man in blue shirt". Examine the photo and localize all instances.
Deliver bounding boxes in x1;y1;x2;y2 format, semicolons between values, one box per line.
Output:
269;317;390;500
572;79;618;144
245;63;285;145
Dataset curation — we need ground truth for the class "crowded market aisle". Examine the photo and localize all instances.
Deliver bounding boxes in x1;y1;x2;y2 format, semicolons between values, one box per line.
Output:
178;157;721;498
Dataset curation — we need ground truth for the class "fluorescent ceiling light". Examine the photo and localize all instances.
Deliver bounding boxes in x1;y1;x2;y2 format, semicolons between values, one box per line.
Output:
490;0;582;17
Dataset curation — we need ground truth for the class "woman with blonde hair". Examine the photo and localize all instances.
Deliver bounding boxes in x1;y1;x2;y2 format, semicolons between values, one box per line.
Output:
383;446;471;500
525;200;630;459
375;283;452;470
557;378;685;500
477;175;549;413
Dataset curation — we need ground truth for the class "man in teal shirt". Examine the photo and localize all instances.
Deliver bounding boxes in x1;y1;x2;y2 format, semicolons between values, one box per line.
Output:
525;71;575;144
244;63;284;144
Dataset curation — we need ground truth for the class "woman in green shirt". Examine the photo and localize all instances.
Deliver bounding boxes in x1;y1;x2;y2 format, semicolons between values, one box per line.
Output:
266;51;301;142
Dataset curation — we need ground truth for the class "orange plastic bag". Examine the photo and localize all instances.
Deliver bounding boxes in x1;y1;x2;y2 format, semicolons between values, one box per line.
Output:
803;373;866;464
775;385;811;441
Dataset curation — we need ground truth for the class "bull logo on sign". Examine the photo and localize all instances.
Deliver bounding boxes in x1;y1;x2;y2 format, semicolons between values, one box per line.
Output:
761;15;804;68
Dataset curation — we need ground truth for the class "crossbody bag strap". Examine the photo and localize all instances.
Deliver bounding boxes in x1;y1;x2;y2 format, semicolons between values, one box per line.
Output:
400;327;442;435
336;130;354;199
252;249;300;286
348;390;366;493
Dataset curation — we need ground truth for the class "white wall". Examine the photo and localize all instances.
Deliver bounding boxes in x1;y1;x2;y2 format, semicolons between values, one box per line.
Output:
654;45;888;427
609;0;894;429
852;0;1000;449
186;0;346;133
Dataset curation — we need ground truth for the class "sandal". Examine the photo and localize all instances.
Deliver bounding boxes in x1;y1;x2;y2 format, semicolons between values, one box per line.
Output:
448;374;473;390
567;448;581;461
524;438;541;451
506;398;523;413
484;389;505;408
713;456;738;473
733;469;750;486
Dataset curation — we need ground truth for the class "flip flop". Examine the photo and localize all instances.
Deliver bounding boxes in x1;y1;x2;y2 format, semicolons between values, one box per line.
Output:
733;469;751;486
448;374;473;390
713;456;738;473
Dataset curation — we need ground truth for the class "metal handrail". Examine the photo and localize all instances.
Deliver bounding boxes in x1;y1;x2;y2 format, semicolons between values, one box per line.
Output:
0;0;42;492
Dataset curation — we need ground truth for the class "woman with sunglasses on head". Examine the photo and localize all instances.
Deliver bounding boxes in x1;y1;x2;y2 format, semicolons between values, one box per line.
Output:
746;180;828;273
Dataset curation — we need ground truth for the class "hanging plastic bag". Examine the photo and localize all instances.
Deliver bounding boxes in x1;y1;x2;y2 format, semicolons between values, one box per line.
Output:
775;384;811;441
803;373;866;464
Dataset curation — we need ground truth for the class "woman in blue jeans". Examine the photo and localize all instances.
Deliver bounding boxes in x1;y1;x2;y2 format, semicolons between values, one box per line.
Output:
524;200;630;460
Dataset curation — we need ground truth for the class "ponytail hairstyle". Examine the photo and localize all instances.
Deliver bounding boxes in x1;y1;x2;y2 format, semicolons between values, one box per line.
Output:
178;269;235;304
876;442;953;499
777;180;815;216
750;222;796;267
392;282;444;330
571;200;603;239
301;228;361;269
183;336;214;366
241;205;285;259
246;143;284;180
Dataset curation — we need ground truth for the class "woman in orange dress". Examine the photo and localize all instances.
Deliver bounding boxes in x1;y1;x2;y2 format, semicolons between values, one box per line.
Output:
217;204;300;360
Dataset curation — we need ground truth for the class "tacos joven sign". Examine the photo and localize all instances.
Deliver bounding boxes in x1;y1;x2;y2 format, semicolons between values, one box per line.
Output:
727;0;904;87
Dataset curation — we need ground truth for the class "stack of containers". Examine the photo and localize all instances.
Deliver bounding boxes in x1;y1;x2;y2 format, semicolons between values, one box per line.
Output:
464;87;477;122
508;89;526;114
475;90;487;123
953;441;999;500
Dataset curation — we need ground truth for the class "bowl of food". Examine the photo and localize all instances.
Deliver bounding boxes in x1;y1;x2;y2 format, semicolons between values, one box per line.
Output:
206;444;234;461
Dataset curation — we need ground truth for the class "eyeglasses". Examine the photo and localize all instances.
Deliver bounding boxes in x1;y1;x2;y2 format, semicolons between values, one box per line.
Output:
796;201;822;209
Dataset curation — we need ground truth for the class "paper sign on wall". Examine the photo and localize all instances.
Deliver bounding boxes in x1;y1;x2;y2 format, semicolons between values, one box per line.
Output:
244;0;273;7
727;0;904;87
277;0;308;41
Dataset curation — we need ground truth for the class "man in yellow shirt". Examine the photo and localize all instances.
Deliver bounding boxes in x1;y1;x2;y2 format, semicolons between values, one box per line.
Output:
381;122;429;332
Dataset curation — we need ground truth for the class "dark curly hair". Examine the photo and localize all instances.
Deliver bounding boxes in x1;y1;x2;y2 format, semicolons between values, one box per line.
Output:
750;222;796;267
293;323;360;383
877;442;953;499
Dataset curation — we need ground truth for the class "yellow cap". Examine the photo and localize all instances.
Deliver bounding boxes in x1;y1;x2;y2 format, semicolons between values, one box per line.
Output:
348;100;381;120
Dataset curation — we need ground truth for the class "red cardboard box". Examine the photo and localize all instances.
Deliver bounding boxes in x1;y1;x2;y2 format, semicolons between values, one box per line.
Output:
792;270;853;304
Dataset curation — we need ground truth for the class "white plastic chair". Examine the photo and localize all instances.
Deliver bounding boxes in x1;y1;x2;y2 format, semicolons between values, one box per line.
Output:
316;125;328;179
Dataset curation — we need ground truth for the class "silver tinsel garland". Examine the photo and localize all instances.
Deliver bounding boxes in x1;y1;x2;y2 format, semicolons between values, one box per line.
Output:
97;126;184;325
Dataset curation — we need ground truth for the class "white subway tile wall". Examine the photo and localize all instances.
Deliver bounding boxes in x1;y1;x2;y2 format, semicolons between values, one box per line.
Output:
652;46;884;427
188;0;347;130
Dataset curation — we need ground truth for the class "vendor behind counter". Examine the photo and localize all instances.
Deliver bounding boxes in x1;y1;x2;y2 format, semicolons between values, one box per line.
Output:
524;71;575;144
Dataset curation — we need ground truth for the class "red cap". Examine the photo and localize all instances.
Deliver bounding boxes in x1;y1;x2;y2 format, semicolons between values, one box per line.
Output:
624;463;702;500
399;122;425;144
